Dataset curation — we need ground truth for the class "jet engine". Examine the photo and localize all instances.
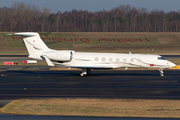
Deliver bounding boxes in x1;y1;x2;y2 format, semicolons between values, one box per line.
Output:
43;50;73;62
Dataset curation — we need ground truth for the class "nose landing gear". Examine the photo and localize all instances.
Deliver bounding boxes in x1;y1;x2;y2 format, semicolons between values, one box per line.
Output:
80;68;91;76
159;69;164;77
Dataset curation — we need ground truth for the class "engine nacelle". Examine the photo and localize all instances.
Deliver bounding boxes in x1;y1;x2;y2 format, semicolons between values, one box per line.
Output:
43;50;73;62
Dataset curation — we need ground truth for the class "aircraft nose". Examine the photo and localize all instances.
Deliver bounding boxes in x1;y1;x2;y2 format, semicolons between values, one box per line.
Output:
169;62;176;67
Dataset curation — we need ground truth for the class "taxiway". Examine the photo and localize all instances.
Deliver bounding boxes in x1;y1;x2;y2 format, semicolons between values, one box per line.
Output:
0;69;180;100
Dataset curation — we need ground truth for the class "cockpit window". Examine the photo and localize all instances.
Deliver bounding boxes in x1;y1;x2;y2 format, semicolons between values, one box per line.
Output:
158;57;166;60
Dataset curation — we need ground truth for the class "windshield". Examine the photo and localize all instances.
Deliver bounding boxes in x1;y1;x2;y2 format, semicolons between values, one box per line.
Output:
158;57;166;60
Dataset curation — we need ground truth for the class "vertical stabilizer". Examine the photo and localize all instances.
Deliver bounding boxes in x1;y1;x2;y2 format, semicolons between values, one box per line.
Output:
11;32;51;60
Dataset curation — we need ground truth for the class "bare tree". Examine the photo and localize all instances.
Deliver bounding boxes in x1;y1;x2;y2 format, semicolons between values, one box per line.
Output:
41;7;50;32
1;2;180;32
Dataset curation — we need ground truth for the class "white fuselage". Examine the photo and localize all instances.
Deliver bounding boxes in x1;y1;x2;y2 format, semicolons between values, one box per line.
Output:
45;50;175;69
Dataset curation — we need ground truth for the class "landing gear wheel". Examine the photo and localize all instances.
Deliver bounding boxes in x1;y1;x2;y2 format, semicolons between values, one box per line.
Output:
159;69;164;77
80;68;91;77
80;72;85;77
160;73;164;77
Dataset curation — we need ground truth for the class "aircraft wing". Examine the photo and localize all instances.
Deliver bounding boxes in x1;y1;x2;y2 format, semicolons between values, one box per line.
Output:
57;64;114;69
43;55;55;66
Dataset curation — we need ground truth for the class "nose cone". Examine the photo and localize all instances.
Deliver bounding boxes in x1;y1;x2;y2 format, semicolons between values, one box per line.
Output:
169;62;176;67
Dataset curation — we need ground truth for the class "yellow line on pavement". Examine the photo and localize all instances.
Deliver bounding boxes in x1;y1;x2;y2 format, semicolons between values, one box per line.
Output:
169;66;180;69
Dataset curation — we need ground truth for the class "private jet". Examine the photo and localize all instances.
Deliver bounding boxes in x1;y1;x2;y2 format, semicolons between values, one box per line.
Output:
8;32;176;77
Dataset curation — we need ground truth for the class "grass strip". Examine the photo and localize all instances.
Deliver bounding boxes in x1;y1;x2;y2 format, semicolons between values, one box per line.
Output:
1;32;180;54
1;98;180;118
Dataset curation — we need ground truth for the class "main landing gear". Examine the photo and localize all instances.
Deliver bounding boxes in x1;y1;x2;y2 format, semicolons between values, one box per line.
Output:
80;68;91;77
159;69;164;77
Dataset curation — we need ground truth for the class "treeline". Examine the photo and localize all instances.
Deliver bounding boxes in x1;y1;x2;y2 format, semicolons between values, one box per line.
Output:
1;2;180;32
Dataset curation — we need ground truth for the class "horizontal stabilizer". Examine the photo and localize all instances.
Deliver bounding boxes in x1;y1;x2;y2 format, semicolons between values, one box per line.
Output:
7;32;39;37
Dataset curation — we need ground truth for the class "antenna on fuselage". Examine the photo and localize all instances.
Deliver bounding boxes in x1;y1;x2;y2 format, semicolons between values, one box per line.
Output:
129;51;132;54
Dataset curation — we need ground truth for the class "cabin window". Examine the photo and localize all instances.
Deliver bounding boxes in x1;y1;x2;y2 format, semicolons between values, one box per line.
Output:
158;57;166;60
130;59;134;62
109;58;113;61
102;58;106;61
94;57;99;61
70;51;73;56
123;58;127;62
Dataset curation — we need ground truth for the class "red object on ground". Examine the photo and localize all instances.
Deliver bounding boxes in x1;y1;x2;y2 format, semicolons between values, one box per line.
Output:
52;37;63;41
113;39;116;42
99;38;108;42
108;38;112;42
117;39;127;42
4;62;15;65
80;38;90;42
145;38;150;42
75;38;79;41
41;37;51;40
22;61;28;64
128;39;139;42
12;36;23;40
64;38;73;42
139;39;143;42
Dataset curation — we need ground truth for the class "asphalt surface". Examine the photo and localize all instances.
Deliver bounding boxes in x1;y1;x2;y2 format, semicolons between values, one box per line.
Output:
0;66;51;71
0;55;180;120
0;69;180;100
1;114;180;120
0;68;180;120
0;114;179;120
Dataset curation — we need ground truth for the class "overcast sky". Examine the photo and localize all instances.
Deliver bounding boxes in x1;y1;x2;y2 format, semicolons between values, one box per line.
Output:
0;0;179;13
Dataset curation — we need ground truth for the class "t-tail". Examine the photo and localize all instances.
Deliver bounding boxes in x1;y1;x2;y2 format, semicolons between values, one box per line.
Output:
9;32;52;60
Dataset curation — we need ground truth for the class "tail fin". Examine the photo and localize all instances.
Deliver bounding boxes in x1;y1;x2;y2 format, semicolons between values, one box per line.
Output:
10;32;51;60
